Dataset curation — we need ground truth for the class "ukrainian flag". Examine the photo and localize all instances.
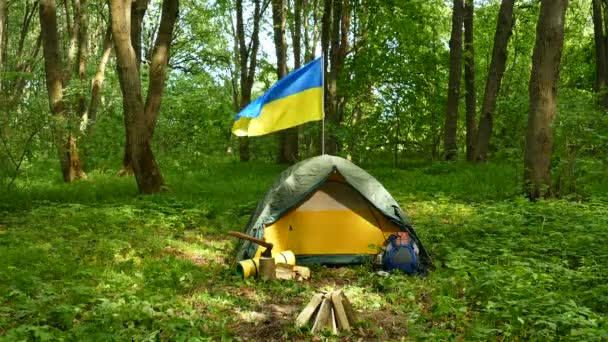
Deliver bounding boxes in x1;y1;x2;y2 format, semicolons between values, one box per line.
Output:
232;57;324;137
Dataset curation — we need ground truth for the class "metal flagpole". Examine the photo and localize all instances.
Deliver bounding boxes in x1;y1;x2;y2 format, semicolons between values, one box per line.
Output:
321;54;326;155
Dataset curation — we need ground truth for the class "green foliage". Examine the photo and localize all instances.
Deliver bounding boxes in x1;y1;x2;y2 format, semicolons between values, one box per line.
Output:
1;158;607;340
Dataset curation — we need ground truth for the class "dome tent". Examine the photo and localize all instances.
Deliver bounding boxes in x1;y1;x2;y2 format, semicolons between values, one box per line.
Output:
235;155;430;274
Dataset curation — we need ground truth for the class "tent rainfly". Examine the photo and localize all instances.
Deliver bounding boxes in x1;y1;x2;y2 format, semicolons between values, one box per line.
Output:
235;155;430;274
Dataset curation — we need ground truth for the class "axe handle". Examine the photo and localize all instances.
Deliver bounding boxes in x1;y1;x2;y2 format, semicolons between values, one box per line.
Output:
227;231;274;250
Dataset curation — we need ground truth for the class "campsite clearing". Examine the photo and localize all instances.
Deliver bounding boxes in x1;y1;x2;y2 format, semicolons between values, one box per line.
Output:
0;159;607;340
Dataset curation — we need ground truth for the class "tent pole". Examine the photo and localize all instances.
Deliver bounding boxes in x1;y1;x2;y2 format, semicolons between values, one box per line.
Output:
321;53;326;155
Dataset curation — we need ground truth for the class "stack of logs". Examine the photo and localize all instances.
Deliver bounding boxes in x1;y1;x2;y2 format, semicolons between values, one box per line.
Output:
295;290;357;334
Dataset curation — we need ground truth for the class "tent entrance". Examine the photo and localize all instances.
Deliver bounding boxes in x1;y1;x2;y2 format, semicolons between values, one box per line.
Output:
254;179;401;261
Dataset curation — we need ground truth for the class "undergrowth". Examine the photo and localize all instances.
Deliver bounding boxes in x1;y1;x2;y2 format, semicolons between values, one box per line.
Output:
0;157;606;340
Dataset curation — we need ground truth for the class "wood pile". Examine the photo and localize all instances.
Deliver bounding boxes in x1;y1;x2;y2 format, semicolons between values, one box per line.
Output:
275;263;311;281
295;290;357;334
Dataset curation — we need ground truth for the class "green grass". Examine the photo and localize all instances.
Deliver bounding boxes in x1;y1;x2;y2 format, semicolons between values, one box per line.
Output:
1;157;607;340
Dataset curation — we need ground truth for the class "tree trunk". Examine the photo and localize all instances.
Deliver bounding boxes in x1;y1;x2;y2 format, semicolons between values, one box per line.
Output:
87;25;112;129
0;0;5;94
310;0;319;60
144;0;178;137
592;0;608;109
110;0;177;194
321;0;348;156
235;0;265;162
236;0;250;162
463;0;476;161
63;0;79;86
76;0;88;121
119;0;150;175
39;0;86;182
444;0;464;161
474;0;515;161
303;0;310;62
293;0;302;69
273;0;299;164
524;0;568;200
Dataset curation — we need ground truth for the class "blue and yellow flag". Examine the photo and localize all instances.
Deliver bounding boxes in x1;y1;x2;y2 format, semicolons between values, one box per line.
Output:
232;57;324;137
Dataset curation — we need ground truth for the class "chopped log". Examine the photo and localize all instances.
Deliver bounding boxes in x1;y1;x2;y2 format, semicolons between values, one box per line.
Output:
259;257;276;281
275;263;311;281
295;290;357;334
295;293;324;327
336;290;357;324
330;291;350;331
293;265;311;280
311;297;333;334
276;263;295;280
330;303;338;335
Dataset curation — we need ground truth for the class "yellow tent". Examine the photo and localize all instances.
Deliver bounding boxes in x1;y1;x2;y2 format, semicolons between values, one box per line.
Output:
255;175;401;260
235;155;430;270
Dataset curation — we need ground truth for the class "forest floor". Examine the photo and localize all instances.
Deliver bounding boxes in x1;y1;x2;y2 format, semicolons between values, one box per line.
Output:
0;157;607;340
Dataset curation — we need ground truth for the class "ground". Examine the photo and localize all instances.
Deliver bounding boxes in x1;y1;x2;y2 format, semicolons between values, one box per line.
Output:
0;158;607;340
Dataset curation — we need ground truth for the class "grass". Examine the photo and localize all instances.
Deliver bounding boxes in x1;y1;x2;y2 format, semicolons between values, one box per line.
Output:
0;157;607;340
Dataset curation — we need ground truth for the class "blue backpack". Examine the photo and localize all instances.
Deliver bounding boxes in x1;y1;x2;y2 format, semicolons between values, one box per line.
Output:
382;232;419;274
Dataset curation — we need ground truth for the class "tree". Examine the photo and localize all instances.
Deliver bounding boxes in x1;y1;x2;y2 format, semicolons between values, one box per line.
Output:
118;0;149;175
473;0;515;161
524;0;568;200
273;0;299;164
321;0;349;156
592;0;608;109
444;0;464;161
235;0;267;162
0;0;5;93
291;0;302;69
463;0;476;161
1;1;41;110
39;0;86;182
110;0;179;193
87;25;113;130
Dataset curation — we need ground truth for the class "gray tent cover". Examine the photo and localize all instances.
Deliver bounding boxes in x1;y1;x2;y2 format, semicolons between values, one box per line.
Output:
235;155;431;274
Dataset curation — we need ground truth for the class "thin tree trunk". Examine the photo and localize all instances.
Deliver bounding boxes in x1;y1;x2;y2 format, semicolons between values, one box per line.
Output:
87;25;112;129
76;0;88;121
318;0;331;155
592;0;608;109
235;0;266;162
474;0;515;161
524;0;568;200
236;0;249;162
310;0;319;60
110;0;177;194
463;0;476;161
4;3;39;104
302;0;310;62
273;0;298;164
325;0;341;156
39;0;86;182
444;0;464;161
63;0;79;86
293;0;302;69
0;0;5;94
8;34;41;108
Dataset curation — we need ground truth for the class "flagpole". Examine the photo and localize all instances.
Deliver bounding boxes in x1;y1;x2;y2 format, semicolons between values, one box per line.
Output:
321;54;326;155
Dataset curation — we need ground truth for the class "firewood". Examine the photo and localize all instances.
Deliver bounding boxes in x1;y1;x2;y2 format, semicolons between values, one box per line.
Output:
295;293;323;327
336;290;357;324
311;297;333;334
330;291;351;331
296;290;357;334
